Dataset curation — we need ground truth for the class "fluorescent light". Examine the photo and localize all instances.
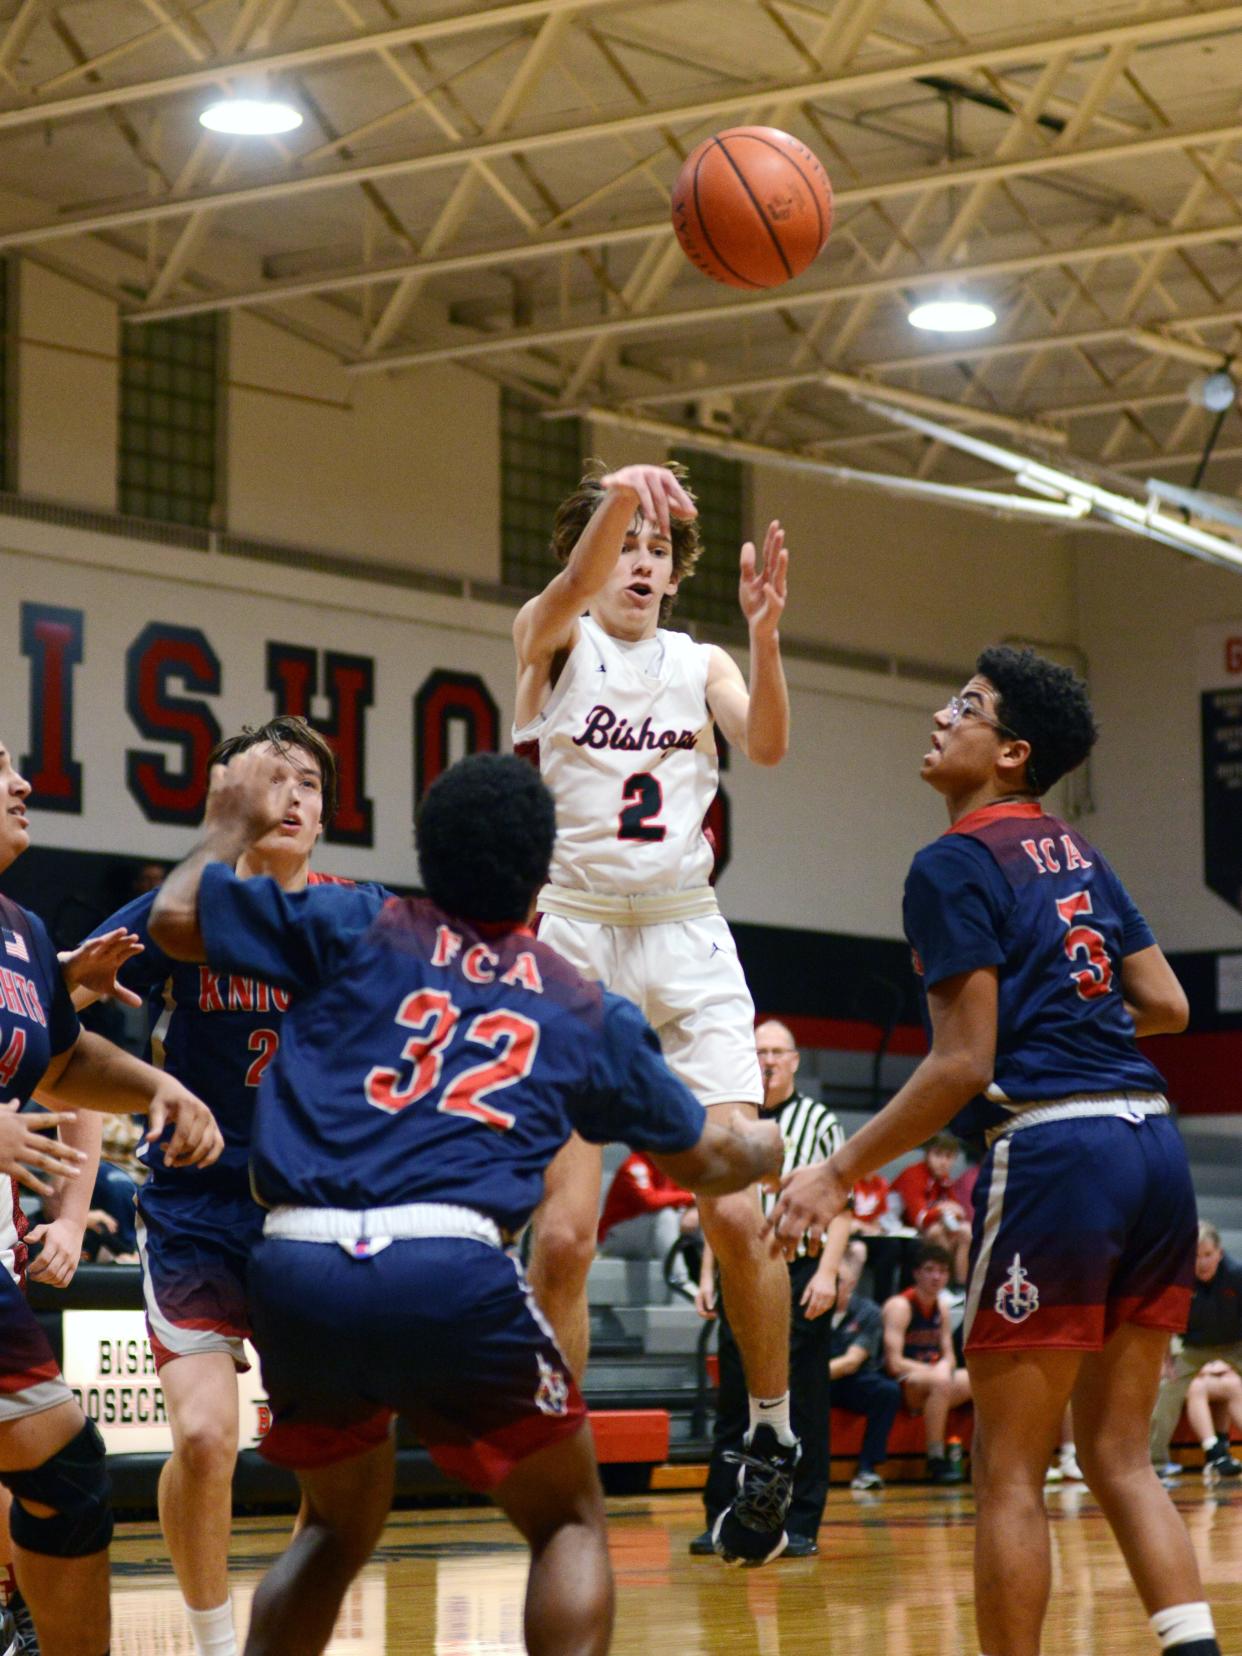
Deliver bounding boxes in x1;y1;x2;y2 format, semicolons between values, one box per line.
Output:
908;298;997;333
199;98;302;135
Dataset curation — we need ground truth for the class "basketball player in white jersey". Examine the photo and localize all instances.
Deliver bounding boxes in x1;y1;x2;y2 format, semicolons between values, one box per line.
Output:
513;461;795;1565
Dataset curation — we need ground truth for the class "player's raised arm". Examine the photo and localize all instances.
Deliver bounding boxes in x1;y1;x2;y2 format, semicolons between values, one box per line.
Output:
513;465;697;670
150;746;293;961
705;519;790;766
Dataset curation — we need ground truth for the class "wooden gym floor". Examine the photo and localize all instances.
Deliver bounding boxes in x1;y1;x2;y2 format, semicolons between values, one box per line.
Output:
107;1479;1242;1654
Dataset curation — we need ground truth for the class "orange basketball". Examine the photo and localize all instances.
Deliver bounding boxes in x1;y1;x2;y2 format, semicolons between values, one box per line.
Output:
671;127;833;290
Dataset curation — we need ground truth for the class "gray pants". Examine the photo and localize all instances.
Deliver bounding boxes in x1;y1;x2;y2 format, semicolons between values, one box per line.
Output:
1149;1340;1242;1462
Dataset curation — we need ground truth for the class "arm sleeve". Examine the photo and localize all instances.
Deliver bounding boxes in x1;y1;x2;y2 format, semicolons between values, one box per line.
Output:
197;863;387;995
903;839;1008;989
1095;856;1157;956
28;912;80;1057
85;892;175;993
569;993;704;1154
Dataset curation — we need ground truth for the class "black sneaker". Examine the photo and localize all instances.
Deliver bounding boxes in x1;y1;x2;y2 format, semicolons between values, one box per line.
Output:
0;1609;19;1656
1205;1437;1242;1478
711;1424;800;1567
781;1535;819;1558
928;1454;965;1486
688;1528;716;1556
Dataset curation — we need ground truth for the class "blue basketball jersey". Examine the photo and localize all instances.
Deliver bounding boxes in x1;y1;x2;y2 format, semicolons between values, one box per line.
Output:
89;875;388;1193
196;867;705;1232
0;896;79;1104
902;801;1166;1140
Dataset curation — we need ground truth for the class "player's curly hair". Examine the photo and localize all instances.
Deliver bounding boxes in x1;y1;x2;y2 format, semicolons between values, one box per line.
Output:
209;715;338;827
976;645;1098;795
549;460;704;622
416;754;556;924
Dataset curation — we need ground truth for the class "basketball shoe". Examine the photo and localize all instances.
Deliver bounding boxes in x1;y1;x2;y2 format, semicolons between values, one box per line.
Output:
0;1609;18;1656
711;1424;800;1566
1204;1436;1242;1478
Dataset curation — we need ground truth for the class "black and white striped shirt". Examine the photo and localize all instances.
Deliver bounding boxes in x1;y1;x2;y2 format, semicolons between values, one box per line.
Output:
762;1092;845;1255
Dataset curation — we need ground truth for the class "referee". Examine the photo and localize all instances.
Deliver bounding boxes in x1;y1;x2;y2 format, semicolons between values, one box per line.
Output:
691;1020;846;1558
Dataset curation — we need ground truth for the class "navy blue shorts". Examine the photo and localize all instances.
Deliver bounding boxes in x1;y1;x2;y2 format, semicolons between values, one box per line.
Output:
136;1182;264;1372
0;1266;72;1421
963;1113;1196;1353
247;1236;587;1490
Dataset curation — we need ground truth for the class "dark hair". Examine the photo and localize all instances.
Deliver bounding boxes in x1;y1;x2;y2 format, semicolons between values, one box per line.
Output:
976;645;1098;794
416;754;556;924
915;1242;953;1271
550;459;703;622
209;716;338;826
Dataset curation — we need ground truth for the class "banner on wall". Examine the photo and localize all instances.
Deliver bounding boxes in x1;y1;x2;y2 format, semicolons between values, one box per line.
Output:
61;1309;269;1455
2;539;944;936
1197;621;1242;919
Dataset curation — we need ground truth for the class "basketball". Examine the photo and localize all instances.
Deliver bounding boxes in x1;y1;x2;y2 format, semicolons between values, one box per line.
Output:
671;126;833;290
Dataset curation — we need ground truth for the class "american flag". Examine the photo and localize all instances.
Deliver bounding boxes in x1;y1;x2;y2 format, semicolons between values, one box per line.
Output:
2;928;29;963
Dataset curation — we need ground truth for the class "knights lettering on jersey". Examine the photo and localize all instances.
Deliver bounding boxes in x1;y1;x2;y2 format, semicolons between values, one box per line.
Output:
0;967;46;1028
197;969;291;1015
512;615;718;896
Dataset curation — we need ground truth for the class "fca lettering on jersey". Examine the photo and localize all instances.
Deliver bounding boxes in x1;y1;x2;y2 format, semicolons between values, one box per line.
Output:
572;705;698;753
198;969;291;1014
1019;835;1093;875
431;926;544;993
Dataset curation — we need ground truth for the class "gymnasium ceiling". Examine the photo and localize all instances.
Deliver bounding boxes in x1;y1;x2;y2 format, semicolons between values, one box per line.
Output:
8;0;1242;494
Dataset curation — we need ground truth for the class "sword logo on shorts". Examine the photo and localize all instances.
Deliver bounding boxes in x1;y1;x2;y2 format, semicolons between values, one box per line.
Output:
995;1252;1040;1324
534;1354;570;1417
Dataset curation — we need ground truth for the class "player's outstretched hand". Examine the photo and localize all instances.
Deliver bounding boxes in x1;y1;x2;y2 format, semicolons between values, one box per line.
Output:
599;465;697;538
146;1079;224;1169
0;1101;86;1199
739;520;788;642
59;928;145;1007
800;1269;838;1321
26;1216;87;1288
764;1156;849;1261
205;744;291;847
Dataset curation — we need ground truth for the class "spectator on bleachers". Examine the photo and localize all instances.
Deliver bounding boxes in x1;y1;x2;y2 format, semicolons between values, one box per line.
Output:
1151;1222;1242;1476
850;1172;895;1235
829;1239;901;1491
883;1242;972;1485
1184;1364;1242;1479
597;1151;700;1288
890;1134;971;1285
82;1116;145;1263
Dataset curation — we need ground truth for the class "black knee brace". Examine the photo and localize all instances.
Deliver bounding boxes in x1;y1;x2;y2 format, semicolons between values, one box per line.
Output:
1;1419;113;1557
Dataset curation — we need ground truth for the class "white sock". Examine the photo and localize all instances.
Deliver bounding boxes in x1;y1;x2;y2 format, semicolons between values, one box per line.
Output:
1201;1436;1217;1453
1150;1602;1216;1649
749;1393;795;1445
186;1600;238;1656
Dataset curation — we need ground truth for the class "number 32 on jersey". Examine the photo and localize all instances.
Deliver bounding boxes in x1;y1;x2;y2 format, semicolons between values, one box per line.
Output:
363;988;540;1129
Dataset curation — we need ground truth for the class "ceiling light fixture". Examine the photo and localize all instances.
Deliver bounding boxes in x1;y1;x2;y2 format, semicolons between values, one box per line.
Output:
907;297;997;334
199;97;302;136
1188;370;1237;413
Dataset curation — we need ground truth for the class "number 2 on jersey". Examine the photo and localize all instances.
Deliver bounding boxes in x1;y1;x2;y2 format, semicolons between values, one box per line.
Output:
1054;889;1113;1000
618;772;665;842
245;1028;279;1088
364;988;539;1130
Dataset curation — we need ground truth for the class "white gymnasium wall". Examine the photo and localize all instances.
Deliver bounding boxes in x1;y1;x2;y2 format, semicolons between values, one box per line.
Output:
1070;528;1242;953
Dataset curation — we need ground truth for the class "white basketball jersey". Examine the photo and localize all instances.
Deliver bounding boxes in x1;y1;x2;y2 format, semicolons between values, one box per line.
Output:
514;616;719;895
